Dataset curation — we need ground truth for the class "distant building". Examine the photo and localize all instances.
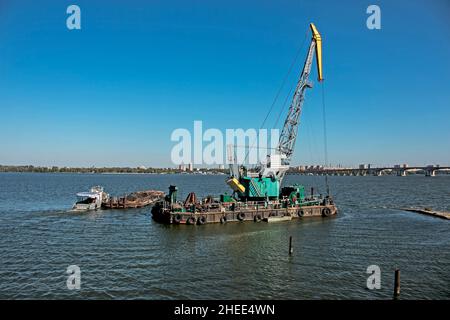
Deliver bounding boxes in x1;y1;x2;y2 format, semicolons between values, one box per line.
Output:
188;163;193;171
138;165;147;170
219;164;225;170
178;164;186;171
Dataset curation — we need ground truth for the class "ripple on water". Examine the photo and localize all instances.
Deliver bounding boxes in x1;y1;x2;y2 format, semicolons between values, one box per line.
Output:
0;173;449;299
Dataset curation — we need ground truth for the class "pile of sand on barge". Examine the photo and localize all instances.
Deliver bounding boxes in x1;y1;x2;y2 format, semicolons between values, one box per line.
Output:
102;190;164;209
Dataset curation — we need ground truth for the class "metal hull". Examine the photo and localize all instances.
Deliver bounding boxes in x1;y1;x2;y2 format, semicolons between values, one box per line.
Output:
151;203;337;225
72;201;101;212
72;186;106;212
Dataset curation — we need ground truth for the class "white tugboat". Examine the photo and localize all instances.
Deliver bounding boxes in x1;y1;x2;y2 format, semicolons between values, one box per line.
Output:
72;186;109;211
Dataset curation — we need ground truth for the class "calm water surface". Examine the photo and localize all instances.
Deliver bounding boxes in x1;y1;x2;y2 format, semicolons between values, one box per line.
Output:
0;173;449;299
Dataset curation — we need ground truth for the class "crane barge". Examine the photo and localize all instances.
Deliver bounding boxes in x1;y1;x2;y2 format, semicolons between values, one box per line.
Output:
152;23;338;225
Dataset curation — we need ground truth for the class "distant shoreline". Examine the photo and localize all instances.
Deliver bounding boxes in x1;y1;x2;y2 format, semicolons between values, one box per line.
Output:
0;165;227;175
0;171;227;176
2;165;448;176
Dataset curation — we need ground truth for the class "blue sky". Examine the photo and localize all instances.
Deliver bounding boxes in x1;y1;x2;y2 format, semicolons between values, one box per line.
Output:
0;0;449;167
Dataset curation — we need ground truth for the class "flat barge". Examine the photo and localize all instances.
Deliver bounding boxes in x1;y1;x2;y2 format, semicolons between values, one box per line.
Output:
152;185;337;225
103;190;164;209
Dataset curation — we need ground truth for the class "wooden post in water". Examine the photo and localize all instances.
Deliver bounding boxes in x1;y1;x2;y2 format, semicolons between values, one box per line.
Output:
289;236;293;255
393;269;400;298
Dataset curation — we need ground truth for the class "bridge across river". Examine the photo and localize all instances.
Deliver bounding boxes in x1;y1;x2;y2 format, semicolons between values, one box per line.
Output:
288;166;450;177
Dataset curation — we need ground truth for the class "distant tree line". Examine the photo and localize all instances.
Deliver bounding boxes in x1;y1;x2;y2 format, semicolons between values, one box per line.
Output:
0;165;228;174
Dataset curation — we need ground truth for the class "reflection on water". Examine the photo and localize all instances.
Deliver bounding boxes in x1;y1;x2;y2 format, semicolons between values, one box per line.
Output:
0;173;449;299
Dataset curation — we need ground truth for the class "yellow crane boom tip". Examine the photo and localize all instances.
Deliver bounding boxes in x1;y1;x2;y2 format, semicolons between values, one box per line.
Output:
309;23;323;82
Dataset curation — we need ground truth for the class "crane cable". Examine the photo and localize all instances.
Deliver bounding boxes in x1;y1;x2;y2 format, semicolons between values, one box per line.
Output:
321;81;330;196
244;30;309;165
273;80;296;129
260;30;309;129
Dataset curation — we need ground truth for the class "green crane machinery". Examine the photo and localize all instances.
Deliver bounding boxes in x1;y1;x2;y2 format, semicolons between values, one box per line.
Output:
227;23;324;201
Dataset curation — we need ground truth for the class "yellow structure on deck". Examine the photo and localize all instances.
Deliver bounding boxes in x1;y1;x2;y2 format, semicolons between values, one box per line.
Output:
226;177;246;193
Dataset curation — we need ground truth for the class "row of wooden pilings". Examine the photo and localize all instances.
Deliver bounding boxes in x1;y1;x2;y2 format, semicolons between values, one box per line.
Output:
288;236;401;299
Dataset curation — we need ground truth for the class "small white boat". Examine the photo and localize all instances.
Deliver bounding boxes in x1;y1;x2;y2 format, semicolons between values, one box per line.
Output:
72;186;109;211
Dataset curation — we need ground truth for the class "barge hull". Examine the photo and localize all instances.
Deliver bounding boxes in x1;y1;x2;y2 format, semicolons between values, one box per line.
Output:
152;204;337;225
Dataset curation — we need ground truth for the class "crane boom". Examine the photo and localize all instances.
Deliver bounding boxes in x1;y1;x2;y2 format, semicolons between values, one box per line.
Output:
310;23;323;82
226;23;324;201
278;23;323;168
